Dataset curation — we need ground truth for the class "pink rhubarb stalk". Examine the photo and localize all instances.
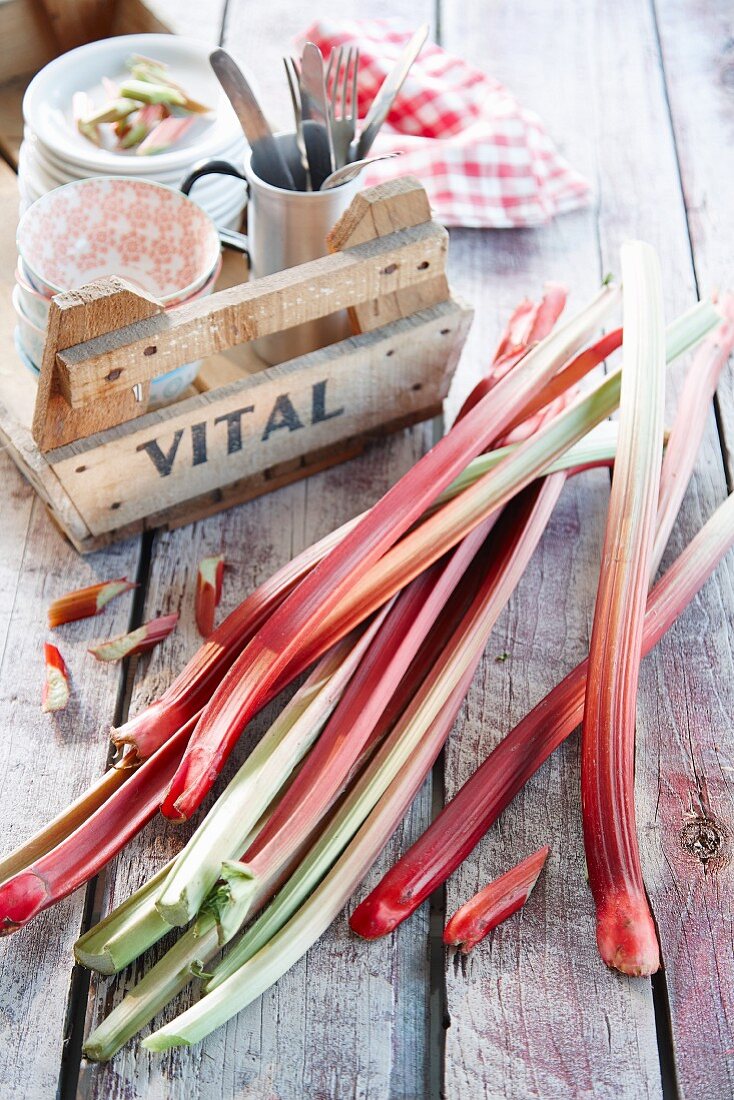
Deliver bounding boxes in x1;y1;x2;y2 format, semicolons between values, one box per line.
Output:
195;555;225;638
582;242;666;976
348;299;734;942
443;846;550;952
456;283;567;420
349;487;734;939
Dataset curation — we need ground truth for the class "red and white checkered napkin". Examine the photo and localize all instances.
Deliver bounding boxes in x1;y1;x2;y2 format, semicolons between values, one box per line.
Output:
297;20;591;229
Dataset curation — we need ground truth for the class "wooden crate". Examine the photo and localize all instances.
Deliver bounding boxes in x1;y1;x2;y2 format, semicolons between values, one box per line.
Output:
0;174;472;551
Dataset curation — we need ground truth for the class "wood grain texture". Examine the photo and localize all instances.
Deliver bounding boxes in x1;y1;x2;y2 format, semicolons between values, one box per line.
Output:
32;278;161;451
1;0;732;1096
0;453;141;1099
652;0;734;474
439;1;664;1097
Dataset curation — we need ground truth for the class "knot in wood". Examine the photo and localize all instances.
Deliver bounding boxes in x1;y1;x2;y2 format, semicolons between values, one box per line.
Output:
680;817;725;864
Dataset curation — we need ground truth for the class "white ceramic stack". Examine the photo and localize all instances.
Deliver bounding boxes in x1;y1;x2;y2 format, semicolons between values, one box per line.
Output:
19;33;249;229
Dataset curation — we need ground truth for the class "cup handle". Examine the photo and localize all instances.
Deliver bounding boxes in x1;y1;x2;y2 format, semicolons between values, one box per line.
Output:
180;159;250;261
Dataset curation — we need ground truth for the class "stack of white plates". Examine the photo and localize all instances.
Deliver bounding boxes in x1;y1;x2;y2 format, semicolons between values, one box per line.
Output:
19;34;248;229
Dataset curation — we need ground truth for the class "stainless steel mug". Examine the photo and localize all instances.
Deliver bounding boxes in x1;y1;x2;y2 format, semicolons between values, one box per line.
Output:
182;131;360;364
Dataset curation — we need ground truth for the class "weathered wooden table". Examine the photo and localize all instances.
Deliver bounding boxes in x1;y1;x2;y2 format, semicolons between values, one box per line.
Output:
1;1;732;1097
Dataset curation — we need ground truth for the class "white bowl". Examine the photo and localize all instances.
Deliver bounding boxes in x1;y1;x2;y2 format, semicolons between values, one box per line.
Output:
23;35;245;176
13;286;46;363
17;176;221;301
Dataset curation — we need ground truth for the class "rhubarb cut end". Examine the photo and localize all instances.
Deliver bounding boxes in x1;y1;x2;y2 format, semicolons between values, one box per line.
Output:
596;892;661;976
141;1032;190;1052
349;894;411;940
0;871;49;930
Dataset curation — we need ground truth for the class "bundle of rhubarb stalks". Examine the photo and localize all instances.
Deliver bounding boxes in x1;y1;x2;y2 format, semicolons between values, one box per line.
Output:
2;242;734;1060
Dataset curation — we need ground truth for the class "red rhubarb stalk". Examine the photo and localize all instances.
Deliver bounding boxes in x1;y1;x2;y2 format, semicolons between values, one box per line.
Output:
89;613;179;663
0;714;197;933
163;293;619;821
41;643;70;713
349;488;734;939
582;242;666;976
443;845;550;952
456;283;568;420
48;578;136;628
195;555;225;638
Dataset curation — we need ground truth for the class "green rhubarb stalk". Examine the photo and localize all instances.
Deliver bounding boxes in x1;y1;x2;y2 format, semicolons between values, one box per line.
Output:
74;861;174;975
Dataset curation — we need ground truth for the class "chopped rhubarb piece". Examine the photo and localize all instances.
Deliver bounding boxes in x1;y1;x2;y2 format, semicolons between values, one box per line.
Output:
195;555;225;638
443;846;550;952
89;613;178;663
137;116;195;155
48;578;136;628
42;643;70;713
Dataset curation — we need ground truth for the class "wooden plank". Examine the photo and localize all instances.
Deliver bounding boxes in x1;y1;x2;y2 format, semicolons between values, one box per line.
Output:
439;1;664;1097
79;1;439;1097
56;220;449;408
635;2;734;1096
0;0;58;84
47;300;469;535
0;453;142;1098
652;1;734;469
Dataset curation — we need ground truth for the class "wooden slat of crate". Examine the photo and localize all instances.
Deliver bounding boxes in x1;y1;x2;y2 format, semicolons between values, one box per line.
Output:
46;298;471;536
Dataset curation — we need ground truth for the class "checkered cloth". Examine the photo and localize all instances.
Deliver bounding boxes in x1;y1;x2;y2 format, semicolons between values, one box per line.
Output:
296;20;591;228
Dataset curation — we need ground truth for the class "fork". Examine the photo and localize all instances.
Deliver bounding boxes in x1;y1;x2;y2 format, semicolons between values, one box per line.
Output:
283;56;311;190
326;46;359;169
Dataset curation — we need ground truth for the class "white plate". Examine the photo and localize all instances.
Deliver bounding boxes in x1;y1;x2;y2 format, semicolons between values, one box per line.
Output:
23;35;246;176
26;127;247;184
21;139;247;205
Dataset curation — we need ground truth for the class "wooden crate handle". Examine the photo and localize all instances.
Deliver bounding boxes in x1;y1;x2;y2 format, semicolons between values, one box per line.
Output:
32;277;164;452
327;175;450;333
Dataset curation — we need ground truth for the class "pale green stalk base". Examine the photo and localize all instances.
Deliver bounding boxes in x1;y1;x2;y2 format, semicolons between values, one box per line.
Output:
83;917;220;1062
75;862;173;975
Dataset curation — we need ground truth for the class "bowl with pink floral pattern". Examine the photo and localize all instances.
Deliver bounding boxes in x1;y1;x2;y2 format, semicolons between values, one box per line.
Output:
16;176;222;303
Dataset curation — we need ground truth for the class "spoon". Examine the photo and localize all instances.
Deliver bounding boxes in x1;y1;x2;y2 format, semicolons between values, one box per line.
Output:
319;152;401;190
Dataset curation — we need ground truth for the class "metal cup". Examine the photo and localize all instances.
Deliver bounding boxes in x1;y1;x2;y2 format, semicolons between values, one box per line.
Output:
182;131;360;364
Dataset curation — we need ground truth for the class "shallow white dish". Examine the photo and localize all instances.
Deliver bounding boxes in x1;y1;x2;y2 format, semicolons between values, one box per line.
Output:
23;35;245;176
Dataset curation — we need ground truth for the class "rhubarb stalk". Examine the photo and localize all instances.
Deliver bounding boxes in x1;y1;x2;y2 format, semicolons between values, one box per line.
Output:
443;846;550;952
349;489;734;939
582;241;666;976
195;555;225;637
0;714;196;933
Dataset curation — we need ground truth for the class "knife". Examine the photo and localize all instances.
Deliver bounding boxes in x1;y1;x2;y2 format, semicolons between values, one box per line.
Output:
356;24;429;159
209;48;296;190
300;43;336;183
